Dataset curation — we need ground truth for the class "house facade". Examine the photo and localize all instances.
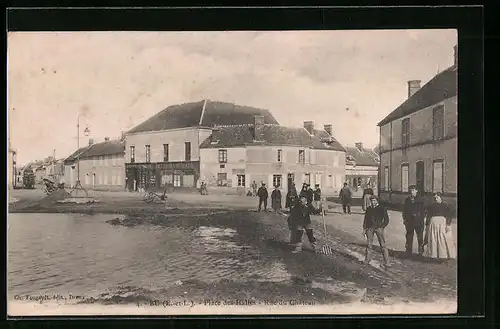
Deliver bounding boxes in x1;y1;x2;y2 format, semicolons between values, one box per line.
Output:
378;45;458;208
199;117;346;197
64;138;126;191
345;142;379;196
124;99;279;191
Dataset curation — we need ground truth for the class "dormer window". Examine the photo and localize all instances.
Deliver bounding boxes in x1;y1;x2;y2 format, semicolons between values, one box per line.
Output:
211;139;220;145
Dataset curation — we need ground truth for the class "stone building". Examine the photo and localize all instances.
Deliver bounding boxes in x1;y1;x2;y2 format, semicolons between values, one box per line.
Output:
377;45;458;208
199;117;346;197
123;100;278;191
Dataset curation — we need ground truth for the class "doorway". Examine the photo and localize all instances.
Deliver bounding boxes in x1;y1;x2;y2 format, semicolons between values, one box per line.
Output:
287;173;295;191
416;161;425;196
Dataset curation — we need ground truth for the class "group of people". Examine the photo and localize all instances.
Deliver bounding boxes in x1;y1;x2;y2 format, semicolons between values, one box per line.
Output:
360;184;456;268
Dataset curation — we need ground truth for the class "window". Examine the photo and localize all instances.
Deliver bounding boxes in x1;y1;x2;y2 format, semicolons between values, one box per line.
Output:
433;105;445;140
298;150;305;164
315;173;322;187
218;149;228;163
333;154;339;167
92;157;96;167
304;173;311;185
173;175;181;187
401;164;409;193
104;156;108;166
185;142;191;161
277;149;283;162
130;146;135;163
163;144;169;162
273;174;282;188
327;175;333;188
384;166;390;191
433;160;444;193
217;173;227;186
401;118;410;153
103;173;108;185
237;174;246;187
145;145;151;163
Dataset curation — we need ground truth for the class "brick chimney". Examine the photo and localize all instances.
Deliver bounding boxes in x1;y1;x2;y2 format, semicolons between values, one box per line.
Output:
254;115;264;141
104;137;110;142
407;80;421;98
120;131;126;141
324;124;333;136
88;138;94;146
303;121;314;135
355;142;363;152
454;44;458;68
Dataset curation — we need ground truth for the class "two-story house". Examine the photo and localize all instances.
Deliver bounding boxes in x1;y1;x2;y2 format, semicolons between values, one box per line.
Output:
377;45;458;208
345;142;380;196
124;100;278;191
199;117;346;198
64;137;126;191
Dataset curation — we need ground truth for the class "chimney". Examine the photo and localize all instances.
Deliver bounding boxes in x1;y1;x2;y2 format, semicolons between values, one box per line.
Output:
88;138;94;146
104;137;110;142
324;124;333;136
254;115;264;141
120;131;126;141
407;80;421;98
303;121;314;135
453;44;458;68
355;142;363;152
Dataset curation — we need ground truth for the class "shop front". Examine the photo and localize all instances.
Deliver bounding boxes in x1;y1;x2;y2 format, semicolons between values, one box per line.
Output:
125;161;200;191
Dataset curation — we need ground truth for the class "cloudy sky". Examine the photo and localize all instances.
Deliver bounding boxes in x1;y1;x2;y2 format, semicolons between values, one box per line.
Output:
8;29;457;166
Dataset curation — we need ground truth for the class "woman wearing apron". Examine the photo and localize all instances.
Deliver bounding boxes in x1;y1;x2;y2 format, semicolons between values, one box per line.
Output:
424;192;456;262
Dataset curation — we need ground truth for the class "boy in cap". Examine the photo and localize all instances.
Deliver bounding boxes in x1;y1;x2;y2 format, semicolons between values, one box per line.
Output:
363;195;390;267
402;185;426;255
257;183;269;212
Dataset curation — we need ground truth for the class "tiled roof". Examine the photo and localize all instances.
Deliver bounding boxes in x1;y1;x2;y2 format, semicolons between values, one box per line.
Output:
345;147;379;167
199;124;346;152
64;140;125;163
378;66;457;126
313;129;331;140
127;100;279;134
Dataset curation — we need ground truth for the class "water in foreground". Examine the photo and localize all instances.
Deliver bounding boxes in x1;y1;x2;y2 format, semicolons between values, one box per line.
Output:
8;212;456;315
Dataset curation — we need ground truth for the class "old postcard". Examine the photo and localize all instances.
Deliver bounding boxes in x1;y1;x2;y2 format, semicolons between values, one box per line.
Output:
7;29;458;316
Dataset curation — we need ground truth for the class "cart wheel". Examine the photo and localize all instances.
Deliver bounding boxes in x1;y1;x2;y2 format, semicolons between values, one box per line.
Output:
143;192;152;202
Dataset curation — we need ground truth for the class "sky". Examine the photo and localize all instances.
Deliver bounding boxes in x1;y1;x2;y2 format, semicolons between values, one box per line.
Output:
7;29;457;166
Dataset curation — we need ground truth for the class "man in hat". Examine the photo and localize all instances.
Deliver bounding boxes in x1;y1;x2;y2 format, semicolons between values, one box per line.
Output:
312;183;323;215
339;182;353;214
402;185;426;255
363;195;390;268
289;195;317;253
257;182;269;212
271;184;282;213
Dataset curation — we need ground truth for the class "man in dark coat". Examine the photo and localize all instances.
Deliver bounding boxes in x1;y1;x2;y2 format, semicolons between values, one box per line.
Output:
339;183;353;214
289;196;317;253
285;183;298;210
299;183;313;205
257;183;269;212
363;195;390;267
312;184;323;215
271;185;282;213
402;185;426;255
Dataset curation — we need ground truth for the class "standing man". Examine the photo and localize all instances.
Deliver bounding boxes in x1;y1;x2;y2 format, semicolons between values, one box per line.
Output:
402;185;426;255
285;183;298;210
271;185;282;213
362;184;374;213
251;181;258;197
339;183;353;214
312;184;323;215
257;183;269;212
363;196;390;268
289;196;317;253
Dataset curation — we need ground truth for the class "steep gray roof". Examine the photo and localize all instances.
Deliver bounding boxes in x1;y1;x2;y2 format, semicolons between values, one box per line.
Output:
64;140;125;163
345;147;379;167
200;124;346;152
127;100;279;134
378;66;457;126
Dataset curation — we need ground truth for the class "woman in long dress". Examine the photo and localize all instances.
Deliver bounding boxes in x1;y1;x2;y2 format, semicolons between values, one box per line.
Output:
424;192;456;261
